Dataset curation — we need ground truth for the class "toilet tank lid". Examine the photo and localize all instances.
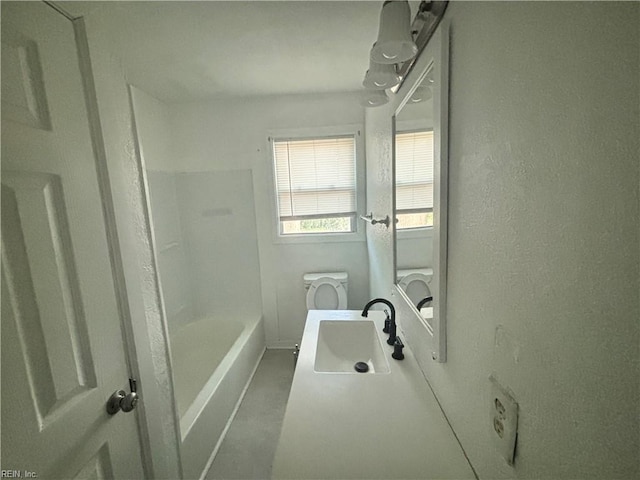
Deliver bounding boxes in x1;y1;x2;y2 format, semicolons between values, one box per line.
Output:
303;272;348;284
397;267;433;278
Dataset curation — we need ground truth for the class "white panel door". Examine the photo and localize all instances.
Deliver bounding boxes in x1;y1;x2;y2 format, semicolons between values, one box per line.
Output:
1;2;146;478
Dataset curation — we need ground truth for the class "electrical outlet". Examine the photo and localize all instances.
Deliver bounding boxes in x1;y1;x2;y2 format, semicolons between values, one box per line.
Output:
489;375;518;465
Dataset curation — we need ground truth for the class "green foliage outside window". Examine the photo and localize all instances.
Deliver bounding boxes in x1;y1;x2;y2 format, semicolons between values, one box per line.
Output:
281;216;353;234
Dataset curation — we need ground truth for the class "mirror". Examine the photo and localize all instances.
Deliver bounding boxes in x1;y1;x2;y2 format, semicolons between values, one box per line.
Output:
393;24;448;362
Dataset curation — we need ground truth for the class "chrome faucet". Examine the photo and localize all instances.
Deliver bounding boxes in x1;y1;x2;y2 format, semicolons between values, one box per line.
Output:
416;296;433;310
361;298;396;345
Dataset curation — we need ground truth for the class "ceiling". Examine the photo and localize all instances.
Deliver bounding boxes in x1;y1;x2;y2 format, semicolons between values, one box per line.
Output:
62;1;420;104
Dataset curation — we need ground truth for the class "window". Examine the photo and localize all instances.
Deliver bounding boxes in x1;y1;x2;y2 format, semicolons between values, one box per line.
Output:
395;129;434;229
272;135;357;236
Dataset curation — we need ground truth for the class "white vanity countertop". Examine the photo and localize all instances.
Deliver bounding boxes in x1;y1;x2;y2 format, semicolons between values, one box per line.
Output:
272;310;475;480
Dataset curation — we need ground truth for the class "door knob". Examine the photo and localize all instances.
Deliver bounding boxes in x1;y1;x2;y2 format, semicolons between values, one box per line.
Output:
107;378;139;415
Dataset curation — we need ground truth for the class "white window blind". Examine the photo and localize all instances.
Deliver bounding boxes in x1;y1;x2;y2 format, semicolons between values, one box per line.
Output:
273;136;356;222
395;130;434;213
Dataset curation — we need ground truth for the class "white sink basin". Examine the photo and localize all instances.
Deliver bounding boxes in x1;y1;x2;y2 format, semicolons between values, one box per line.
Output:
314;320;390;374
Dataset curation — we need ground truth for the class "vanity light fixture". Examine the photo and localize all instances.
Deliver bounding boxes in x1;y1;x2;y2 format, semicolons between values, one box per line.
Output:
362;47;401;90
360;89;389;107
361;1;448;108
371;0;418;65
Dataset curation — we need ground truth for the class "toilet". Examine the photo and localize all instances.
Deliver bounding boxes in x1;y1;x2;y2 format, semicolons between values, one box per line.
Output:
397;268;433;305
304;272;348;310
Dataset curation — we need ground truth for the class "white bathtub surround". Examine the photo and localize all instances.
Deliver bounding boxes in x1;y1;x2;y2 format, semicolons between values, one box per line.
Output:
272;310;475;479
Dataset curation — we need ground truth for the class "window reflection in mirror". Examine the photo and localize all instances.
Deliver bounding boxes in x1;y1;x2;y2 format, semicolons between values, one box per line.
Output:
394;67;436;319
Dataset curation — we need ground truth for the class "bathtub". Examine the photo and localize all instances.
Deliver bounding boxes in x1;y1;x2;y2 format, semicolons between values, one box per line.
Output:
170;315;265;479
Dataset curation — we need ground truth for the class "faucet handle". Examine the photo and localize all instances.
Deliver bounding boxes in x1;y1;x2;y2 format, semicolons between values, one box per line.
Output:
382;309;390;333
392;336;405;361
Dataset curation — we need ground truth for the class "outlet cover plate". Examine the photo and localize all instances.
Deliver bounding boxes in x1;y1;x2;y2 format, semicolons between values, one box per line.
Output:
489;374;518;465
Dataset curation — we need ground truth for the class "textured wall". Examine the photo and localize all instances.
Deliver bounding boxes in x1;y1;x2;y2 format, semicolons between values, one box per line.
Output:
366;2;639;478
129;86;174;171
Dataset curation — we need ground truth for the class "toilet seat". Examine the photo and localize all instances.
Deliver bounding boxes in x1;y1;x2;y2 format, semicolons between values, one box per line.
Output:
398;272;432;303
306;277;347;310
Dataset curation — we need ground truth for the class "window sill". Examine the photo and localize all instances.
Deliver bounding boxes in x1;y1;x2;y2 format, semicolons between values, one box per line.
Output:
273;230;366;245
396;227;434;240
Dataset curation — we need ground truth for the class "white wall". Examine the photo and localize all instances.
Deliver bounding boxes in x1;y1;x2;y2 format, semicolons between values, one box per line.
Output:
366;2;639;479
130;85;174;171
169;93;369;347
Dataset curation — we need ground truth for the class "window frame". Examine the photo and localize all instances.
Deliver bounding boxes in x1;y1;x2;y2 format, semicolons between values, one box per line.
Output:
267;124;366;244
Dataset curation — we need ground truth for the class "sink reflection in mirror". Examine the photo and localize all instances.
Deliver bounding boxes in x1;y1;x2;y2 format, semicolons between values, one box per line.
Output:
314;320;390;374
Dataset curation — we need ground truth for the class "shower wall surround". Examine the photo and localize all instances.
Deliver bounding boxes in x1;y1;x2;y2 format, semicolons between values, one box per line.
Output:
174;170;261;320
145;170;262;327
145;171;193;333
366;2;639;479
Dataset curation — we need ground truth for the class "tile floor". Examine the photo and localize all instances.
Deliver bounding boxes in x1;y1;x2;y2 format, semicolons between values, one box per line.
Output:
205;349;295;480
